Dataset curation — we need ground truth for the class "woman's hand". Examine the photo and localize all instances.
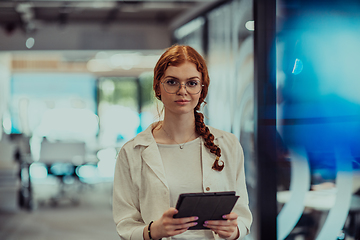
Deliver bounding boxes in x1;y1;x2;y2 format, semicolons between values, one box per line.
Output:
145;208;198;240
203;212;239;240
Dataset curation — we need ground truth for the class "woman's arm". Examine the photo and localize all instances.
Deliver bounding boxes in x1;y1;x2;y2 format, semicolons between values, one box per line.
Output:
113;146;199;240
233;139;253;239
142;208;198;240
113;146;145;240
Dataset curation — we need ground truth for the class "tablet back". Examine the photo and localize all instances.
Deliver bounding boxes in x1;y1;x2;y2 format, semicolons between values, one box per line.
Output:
174;191;239;230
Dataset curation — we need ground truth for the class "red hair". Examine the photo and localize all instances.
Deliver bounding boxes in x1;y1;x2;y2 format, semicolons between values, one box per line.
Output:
153;45;224;171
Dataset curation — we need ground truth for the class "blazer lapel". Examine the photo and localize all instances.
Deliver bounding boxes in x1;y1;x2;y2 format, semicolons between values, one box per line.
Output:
141;141;169;189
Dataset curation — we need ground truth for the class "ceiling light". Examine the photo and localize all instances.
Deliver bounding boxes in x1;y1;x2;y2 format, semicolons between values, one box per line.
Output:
245;21;254;31
26;37;35;49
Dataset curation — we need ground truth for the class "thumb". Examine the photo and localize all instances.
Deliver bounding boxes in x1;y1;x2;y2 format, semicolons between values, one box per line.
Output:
164;207;178;218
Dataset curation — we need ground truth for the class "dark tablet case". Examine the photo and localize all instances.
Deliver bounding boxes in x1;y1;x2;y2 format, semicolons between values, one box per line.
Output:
173;191;239;230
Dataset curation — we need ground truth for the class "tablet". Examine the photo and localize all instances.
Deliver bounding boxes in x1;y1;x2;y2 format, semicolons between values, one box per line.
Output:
173;191;239;230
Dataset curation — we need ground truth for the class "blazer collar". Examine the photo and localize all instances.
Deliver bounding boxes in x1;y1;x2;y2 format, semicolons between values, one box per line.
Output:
131;123;225;189
132;124;156;148
132;122;225;148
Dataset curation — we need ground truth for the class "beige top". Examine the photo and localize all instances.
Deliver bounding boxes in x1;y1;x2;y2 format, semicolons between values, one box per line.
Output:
158;137;214;239
157;137;203;208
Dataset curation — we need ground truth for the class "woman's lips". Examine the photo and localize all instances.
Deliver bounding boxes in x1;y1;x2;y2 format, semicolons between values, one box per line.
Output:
175;99;190;105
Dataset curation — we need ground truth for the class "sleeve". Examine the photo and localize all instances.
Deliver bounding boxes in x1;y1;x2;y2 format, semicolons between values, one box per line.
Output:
113;146;146;240
234;137;253;239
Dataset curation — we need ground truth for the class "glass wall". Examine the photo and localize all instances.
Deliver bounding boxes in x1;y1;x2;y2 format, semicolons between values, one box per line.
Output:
276;1;360;240
206;1;256;240
173;17;206;57
174;0;256;239
10;73;99;160
10;73;97;137
97;74;158;149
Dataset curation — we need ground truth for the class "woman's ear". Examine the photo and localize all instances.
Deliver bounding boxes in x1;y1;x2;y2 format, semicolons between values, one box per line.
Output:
156;91;161;100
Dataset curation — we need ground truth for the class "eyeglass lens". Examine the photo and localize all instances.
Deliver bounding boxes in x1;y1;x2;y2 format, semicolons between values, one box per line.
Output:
162;80;202;94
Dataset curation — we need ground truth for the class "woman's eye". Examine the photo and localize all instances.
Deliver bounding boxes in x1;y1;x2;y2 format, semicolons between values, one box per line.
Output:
166;80;178;86
187;81;199;87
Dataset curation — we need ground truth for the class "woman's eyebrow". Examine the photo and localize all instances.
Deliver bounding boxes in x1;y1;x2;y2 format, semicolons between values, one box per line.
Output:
187;76;201;80
163;75;179;80
163;76;200;80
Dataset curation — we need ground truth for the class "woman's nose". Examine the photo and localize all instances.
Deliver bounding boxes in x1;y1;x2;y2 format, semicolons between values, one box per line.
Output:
177;83;187;94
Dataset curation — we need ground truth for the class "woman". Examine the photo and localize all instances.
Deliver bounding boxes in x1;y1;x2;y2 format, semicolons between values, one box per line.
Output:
113;45;252;240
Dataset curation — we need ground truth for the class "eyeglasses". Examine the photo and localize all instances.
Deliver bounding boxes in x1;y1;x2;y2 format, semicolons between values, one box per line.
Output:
161;79;204;95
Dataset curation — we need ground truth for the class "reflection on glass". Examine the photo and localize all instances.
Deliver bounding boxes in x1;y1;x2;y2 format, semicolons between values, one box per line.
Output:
276;1;360;239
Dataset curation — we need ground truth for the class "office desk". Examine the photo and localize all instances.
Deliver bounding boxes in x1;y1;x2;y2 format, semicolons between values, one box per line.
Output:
278;189;360;239
277;189;360;211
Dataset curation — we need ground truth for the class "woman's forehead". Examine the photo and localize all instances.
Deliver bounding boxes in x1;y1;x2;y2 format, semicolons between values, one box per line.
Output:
163;61;201;78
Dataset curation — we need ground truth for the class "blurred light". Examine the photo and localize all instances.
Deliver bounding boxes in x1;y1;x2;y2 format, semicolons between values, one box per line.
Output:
91;1;116;9
91;51;160;71
76;164;98;179
337;231;345;240
97;158;116;178
95;51;108;59
36;108;99;141
15;3;33;13
292;58;303;75
110;53;141;70
97;147;117;161
86;59;112;72
97;148;117;178
101;80;115;95
63;175;75;184
29;163;48;179
140;55;161;68
288;13;360;103
99;106;140;143
26;37;35;49
174;17;205;39
50;163;74;176
245;21;254;31
2;114;12;134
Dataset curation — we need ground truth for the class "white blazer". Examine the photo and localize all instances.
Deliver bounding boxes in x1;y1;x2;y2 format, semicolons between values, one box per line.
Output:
113;124;252;240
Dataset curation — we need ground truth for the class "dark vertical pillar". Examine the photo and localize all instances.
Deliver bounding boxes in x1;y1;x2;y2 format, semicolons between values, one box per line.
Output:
254;0;277;239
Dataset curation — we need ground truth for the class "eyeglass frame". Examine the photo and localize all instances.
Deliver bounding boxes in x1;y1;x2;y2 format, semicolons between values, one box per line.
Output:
160;79;204;95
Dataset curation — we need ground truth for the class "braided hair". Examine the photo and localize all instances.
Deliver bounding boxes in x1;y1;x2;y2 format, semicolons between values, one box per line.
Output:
153;45;224;171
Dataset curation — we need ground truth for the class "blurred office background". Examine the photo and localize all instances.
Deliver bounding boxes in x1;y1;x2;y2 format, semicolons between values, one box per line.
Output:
0;0;359;240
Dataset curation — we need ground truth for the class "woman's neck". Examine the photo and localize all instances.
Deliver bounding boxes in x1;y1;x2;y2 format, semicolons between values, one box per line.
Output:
155;111;198;144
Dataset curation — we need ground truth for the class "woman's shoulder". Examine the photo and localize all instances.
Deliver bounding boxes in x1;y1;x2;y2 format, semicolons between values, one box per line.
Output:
207;125;238;141
207;126;242;153
121;123;156;150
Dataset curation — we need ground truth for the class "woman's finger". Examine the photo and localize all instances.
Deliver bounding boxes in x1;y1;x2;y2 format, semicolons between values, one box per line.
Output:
222;212;238;220
204;219;237;227
171;216;199;225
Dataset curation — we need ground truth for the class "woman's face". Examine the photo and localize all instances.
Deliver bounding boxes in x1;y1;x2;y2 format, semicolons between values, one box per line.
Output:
159;61;202;117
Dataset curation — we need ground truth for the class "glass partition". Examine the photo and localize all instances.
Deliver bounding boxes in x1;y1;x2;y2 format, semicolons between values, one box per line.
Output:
174;0;256;238
206;1;256;239
276;1;360;239
97;74;157;149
